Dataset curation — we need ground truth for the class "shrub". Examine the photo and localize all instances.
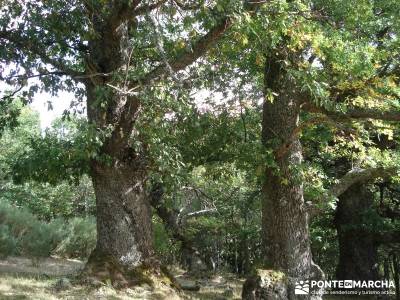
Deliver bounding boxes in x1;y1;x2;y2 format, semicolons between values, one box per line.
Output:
153;218;181;265
0;224;18;258
20;222;61;258
54;217;96;258
0;201;36;238
0;201;96;259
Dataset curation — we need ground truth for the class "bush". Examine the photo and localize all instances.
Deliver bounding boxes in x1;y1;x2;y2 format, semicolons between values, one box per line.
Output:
20;223;61;258
0;224;18;258
0;201;61;258
54;217;96;258
153;218;181;265
0;201;96;259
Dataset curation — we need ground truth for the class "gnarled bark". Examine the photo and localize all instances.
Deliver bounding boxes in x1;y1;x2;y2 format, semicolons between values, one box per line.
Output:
81;161;162;287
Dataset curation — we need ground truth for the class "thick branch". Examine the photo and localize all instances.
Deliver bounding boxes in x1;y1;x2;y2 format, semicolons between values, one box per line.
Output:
303;102;400;122
136;0;268;86
149;183;200;262
138;17;231;86
330;167;397;198
275;116;328;158
309;166;397;217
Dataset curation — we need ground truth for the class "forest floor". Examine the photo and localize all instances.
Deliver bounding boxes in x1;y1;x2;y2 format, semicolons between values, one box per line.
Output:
0;257;383;299
0;256;244;299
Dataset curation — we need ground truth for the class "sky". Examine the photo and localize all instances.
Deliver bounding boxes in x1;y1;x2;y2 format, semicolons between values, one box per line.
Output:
30;90;79;130
1;67;81;130
28;89;220;130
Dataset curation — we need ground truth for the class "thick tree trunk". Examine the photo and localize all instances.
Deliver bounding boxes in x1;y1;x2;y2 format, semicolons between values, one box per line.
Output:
81;80;170;287
82;161;161;286
262;88;310;276
243;56;324;299
335;184;380;282
92;163;154;266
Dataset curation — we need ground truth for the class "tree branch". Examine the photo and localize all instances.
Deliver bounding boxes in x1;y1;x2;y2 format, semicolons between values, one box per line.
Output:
184;208;218;219
329;167;397;198
309;166;397;217
1;86;24;102
137;16;232;86
173;0;202;10
375;230;400;245
0;30;85;82
132;0;168;16
275;116;328;158
378;207;400;220
303;102;400;122
135;0;269;86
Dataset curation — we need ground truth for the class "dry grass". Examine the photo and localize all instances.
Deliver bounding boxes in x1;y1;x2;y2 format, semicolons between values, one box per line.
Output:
1;257;379;299
180;273;244;300
0;257;244;300
0;273;186;300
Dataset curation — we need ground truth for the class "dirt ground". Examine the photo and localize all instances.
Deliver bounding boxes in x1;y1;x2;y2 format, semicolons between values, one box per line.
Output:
0;256;243;300
0;257;388;299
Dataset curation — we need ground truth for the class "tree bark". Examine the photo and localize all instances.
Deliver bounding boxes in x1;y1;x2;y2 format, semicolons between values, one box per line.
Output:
249;54;324;299
90;163;154;264
80;23;161;284
335;184;380;282
81;156;164;287
262;76;311;278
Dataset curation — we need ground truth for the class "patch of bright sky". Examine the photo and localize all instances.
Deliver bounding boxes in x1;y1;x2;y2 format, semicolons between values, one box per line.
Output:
30;88;214;130
29;87;256;130
30;90;81;130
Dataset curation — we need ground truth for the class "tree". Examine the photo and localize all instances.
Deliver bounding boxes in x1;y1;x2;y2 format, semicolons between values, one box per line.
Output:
257;4;400;295
335;184;380;282
0;0;267;286
203;0;400;298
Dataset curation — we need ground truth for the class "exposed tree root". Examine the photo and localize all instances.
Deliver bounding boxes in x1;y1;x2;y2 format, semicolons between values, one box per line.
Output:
78;249;182;296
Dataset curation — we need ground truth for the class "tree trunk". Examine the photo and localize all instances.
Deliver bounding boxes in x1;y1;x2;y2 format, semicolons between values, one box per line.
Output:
82;161;161;286
393;254;400;300
81;79;169;287
77;17;170;285
335;184;380;282
243;55;324;299
92;163;153;266
262;84;311;278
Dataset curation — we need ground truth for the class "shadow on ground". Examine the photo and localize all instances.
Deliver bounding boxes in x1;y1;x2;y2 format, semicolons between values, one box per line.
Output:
0;257;244;300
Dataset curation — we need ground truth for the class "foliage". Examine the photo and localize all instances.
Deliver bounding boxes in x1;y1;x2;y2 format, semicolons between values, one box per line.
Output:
54;217;96;258
0;224;17;258
153;217;181;265
0;109;96;220
0;0;399;285
0;200;95;259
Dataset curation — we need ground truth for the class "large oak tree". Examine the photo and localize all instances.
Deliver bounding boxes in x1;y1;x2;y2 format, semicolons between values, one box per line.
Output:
0;0;268;286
